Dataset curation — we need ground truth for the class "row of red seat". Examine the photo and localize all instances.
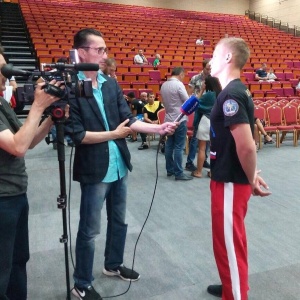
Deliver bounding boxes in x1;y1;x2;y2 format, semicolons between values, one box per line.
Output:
255;100;300;148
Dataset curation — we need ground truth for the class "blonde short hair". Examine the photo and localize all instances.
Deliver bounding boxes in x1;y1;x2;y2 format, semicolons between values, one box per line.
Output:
218;37;250;70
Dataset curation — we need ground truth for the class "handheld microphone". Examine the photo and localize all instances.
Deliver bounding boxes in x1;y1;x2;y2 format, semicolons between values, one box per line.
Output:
1;64;32;79
174;95;199;122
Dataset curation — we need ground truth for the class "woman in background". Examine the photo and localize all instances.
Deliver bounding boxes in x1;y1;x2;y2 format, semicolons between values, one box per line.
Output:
191;76;222;178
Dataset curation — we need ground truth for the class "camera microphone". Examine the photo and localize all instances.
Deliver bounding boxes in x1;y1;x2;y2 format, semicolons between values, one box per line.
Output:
43;63;99;72
174;95;199;122
1;64;32;79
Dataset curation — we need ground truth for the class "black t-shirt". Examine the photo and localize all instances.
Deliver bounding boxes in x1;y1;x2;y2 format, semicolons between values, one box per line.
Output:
210;79;254;184
131;99;145;115
256;69;267;78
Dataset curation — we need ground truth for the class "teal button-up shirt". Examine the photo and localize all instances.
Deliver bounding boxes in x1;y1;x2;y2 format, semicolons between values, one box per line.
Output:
78;71;127;182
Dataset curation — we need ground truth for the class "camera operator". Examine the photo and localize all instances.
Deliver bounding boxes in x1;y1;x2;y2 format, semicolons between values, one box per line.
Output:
66;28;177;300
0;53;63;300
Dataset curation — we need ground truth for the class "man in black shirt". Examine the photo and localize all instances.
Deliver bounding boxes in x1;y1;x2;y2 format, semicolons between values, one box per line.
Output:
255;62;268;81
207;37;271;300
130;92;149;149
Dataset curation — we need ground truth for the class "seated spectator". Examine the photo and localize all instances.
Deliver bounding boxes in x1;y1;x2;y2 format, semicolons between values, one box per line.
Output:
128;92;148;143
153;54;161;69
134;49;148;65
254;118;273;150
103;57;117;80
196;37;204;45
295;78;300;96
139;92;164;150
255;63;268;81
267;68;277;81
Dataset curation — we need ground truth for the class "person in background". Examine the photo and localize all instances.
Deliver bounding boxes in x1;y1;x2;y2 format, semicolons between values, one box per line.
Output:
296;78;300;96
196;36;204;45
127;91;148;144
254;118;273;151
153;53;161;69
134;49;148;65
255;62;268;81
140;92;164;150
0;45;17;107
103;57;117;80
191;76;222;179
267;68;277;81
161;66;193;181
67;28;177;300
185;59;211;172
207;37;271;299
0;52;62;300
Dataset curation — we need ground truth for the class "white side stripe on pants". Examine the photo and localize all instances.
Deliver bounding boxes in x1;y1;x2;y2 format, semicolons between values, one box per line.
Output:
224;182;241;300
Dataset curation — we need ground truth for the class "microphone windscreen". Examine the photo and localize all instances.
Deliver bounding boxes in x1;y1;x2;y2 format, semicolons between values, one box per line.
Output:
180;95;199;116
1;64;30;79
74;63;99;71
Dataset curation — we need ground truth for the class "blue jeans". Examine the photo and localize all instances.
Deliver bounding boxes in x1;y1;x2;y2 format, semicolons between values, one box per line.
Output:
186;128;198;165
165;121;187;177
0;194;29;300
74;175;128;288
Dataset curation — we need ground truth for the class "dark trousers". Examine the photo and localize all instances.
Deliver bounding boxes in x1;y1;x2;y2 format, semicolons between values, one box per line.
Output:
0;194;29;300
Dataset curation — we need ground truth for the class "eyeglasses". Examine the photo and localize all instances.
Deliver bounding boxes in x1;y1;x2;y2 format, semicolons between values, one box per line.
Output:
81;47;108;55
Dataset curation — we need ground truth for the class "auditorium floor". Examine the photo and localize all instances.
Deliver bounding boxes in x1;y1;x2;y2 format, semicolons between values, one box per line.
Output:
26;134;300;300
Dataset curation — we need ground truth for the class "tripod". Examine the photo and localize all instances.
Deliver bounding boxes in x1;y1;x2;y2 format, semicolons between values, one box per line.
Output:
52;106;71;300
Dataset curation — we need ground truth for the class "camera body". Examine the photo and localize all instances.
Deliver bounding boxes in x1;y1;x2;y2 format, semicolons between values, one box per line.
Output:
16;67;93;105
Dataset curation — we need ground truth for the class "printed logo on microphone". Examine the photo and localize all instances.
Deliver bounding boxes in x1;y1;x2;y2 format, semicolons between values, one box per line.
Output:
181;95;199;115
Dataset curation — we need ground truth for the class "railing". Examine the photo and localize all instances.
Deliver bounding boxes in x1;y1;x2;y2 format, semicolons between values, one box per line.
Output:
245;10;300;37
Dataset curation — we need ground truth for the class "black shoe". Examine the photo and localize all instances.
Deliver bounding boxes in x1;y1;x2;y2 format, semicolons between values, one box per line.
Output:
264;138;274;144
207;284;222;298
129;138;137;142
138;143;149;150
103;264;140;282
72;285;102;300
175;174;193;181
67;141;75;147
167;172;174;177
185;163;197;171
203;161;210;169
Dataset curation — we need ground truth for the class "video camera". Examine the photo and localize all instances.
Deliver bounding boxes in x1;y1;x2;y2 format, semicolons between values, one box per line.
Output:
1;50;99;112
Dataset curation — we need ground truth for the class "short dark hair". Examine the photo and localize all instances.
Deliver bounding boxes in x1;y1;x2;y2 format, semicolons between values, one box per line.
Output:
171;66;184;76
105;57;116;67
202;59;210;69
73;28;103;49
127;92;135;98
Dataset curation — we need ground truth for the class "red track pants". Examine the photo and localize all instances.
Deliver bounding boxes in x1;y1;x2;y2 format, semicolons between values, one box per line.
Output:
210;180;252;300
